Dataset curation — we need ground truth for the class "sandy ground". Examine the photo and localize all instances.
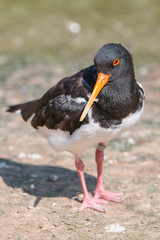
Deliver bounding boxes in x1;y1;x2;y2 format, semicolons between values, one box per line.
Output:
0;64;160;240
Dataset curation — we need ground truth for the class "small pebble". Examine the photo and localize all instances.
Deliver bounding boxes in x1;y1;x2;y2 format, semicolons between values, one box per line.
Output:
128;138;135;145
105;223;126;233
0;162;10;168
53;223;59;227
30;174;37;178
18;152;42;159
48;175;59;182
66;21;81;33
52;202;56;207
27;205;33;209
77;194;84;201
108;159;117;165
14;211;20;216
30;184;35;189
39;225;44;229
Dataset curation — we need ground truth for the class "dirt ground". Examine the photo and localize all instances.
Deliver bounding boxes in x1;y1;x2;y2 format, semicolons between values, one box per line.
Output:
0;64;160;240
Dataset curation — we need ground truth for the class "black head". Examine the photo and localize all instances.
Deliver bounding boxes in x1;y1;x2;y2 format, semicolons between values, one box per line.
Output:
79;43;135;122
94;43;134;81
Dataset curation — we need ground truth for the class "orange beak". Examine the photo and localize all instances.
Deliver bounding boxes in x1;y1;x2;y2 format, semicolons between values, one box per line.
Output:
79;73;111;122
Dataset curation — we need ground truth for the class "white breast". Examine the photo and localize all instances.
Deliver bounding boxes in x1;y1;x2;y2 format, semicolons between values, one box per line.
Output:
38;98;144;156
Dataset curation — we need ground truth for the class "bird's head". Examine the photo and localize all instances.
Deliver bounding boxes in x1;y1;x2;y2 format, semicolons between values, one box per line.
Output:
79;43;134;122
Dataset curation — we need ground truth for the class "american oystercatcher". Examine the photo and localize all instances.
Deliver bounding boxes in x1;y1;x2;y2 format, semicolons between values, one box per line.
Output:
7;43;144;212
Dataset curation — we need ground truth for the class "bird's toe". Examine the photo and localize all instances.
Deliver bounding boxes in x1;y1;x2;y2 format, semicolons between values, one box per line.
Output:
79;197;106;212
94;190;124;203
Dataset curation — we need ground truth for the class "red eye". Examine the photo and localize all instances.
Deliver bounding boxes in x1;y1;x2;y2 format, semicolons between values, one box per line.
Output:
113;59;120;66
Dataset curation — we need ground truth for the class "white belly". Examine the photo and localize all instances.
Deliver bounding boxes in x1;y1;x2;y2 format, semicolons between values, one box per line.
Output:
38;102;144;156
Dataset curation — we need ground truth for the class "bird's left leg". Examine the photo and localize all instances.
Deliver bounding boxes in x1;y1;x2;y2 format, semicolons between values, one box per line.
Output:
93;143;123;202
75;156;107;212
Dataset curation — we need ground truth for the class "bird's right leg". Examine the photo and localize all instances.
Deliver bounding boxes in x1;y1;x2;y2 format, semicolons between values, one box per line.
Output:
93;143;123;202
75;156;107;212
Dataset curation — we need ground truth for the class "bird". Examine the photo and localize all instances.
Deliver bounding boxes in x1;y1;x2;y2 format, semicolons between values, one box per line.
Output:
7;43;144;212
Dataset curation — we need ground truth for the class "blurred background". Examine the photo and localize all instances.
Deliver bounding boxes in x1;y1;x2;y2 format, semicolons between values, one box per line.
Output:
0;1;160;238
0;0;160;102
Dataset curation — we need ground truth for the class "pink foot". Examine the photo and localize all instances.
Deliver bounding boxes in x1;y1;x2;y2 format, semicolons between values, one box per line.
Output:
79;196;108;212
94;189;123;203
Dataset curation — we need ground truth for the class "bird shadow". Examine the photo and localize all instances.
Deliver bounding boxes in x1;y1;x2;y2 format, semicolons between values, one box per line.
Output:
0;157;96;206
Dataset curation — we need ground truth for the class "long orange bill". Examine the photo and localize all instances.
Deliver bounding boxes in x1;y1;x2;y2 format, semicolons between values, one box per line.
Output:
79;73;111;122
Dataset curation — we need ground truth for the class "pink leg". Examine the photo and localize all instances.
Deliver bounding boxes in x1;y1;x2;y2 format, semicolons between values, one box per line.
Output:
75;156;107;212
93;143;123;202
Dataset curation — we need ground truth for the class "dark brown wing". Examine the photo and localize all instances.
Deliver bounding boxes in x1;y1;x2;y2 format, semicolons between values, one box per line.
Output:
8;66;96;134
31;69;91;133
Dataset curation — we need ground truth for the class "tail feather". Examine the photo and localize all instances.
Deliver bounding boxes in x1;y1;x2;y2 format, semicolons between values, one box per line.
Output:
7;99;39;121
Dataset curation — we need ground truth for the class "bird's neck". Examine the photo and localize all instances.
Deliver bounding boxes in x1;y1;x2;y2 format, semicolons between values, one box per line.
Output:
94;75;140;120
